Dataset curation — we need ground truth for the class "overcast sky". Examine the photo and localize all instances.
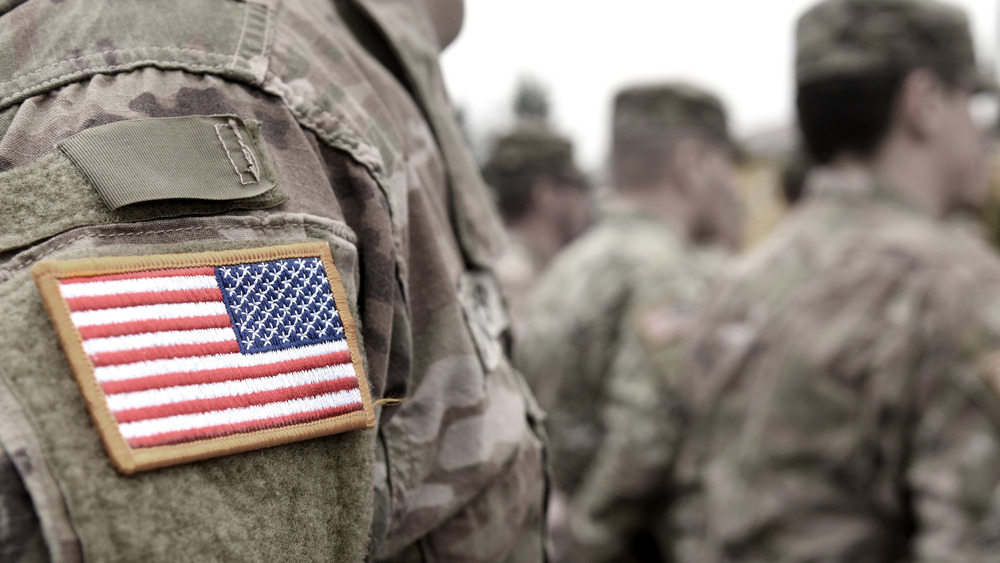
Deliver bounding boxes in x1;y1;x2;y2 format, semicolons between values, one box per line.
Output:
441;0;998;171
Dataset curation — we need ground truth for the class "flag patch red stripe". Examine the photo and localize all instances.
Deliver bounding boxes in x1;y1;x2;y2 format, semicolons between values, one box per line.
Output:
65;288;224;312
90;340;242;367
58;266;217;284
76;315;234;340
99;351;354;395
124;402;364;448
112;377;362;424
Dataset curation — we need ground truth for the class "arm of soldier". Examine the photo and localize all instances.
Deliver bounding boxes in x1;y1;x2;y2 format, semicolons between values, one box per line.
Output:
908;346;1000;561
0;448;45;561
562;301;691;562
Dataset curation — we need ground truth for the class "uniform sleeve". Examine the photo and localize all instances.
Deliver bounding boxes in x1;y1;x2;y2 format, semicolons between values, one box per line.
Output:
0;449;45;561
560;300;690;562
905;272;1000;561
908;346;1000;560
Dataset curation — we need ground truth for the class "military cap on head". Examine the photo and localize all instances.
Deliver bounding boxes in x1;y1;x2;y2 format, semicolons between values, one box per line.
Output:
796;0;993;90
612;82;732;147
482;123;587;221
483;123;586;186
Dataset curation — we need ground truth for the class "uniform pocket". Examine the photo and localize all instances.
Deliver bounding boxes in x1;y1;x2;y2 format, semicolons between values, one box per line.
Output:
0;115;288;258
0;114;381;558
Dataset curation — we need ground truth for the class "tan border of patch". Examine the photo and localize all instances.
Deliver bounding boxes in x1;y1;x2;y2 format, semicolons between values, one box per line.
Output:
30;242;375;475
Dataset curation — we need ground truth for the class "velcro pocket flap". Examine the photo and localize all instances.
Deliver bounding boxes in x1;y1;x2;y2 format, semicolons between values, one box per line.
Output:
0;115;287;254
58;115;277;209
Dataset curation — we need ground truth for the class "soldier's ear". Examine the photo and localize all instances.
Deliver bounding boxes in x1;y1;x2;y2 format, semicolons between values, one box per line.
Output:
530;177;566;218
897;68;944;142
670;138;707;195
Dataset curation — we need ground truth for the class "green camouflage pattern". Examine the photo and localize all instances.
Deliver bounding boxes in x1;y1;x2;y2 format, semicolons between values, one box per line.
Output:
674;169;1000;561
0;0;544;561
613;82;731;146
796;0;989;88
483;124;584;187
517;202;728;561
494;232;543;337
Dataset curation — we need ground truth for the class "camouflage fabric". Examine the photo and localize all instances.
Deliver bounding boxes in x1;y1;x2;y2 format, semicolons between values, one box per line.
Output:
517;202;728;562
796;0;992;89
483;124;584;188
673;169;1000;561
613;83;731;147
494;232;544;337
0;0;545;561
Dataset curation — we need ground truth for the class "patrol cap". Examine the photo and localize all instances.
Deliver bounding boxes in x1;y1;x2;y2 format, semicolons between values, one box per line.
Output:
483;124;585;187
612;82;732;148
796;0;994;90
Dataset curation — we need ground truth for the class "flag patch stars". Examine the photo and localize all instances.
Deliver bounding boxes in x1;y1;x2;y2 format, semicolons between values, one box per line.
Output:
31;242;375;475
216;257;345;353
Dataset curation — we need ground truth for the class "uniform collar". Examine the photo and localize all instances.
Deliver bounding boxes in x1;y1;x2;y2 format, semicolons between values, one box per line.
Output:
803;166;933;218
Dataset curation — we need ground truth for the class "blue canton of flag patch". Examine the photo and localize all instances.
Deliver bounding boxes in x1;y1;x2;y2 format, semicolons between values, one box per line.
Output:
216;257;346;354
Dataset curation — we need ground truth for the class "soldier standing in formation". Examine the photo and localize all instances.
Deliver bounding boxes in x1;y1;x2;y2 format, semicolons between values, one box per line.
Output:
517;82;743;562
673;0;1000;560
482;83;591;331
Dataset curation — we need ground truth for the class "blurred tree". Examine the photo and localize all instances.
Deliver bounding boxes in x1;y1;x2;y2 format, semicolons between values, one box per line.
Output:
514;77;550;124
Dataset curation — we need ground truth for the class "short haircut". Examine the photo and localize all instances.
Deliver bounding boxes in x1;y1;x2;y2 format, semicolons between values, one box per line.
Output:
797;65;965;164
484;160;587;223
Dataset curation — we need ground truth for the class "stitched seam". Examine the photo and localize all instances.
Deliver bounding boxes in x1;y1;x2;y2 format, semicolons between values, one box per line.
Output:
0;227;224;281
263;74;384;177
259;2;273;59
1;218;353;279
229;118;261;182
231;2;251;69
214;122;256;185
0;47;233;89
1;60;236;111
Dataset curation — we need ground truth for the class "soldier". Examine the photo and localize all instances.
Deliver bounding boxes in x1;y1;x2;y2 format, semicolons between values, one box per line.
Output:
482;113;591;329
0;0;545;561
674;0;1000;560
516;82;743;562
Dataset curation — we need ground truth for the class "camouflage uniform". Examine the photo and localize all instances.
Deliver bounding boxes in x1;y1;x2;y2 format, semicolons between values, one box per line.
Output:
0;0;545;561
494;232;544;320
674;2;1000;560
516;84;735;562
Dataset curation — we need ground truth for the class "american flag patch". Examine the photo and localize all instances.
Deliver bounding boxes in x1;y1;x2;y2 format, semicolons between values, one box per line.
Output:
31;242;374;475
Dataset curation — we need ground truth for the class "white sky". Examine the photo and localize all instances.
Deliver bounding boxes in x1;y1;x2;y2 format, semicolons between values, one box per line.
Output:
441;0;999;171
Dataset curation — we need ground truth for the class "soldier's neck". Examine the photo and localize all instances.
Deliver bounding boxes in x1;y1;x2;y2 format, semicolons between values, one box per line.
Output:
830;143;946;217
508;215;569;267
618;185;695;242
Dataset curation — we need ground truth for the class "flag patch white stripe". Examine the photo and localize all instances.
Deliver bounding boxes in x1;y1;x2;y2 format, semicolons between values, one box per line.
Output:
59;275;219;298
83;327;238;355
94;339;350;382
71;301;229;327
118;388;363;439
105;364;358;411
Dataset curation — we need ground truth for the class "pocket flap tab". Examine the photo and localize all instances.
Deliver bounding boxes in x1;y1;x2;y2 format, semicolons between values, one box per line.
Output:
58;115;277;210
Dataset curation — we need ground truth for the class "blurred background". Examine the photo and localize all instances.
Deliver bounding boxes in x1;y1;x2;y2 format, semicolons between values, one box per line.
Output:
442;0;1000;246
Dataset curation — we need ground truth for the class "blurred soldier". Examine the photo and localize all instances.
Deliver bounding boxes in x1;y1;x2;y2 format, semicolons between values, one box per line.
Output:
674;0;1000;560
0;0;545;561
517;82;742;562
483;111;591;327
